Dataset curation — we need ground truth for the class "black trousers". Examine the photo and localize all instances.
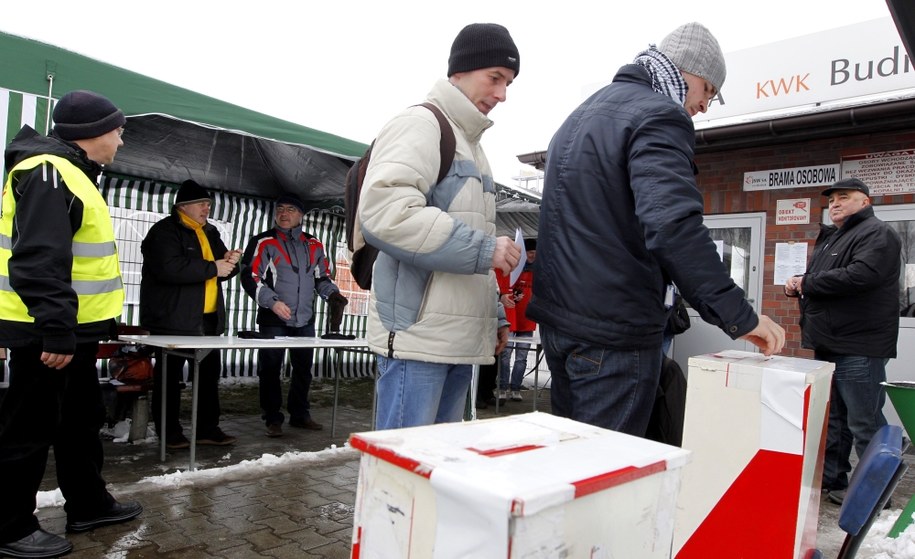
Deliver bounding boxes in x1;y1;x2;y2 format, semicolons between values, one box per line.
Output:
151;313;223;439
257;321;316;426
150;313;222;439
477;357;498;402
0;342;114;542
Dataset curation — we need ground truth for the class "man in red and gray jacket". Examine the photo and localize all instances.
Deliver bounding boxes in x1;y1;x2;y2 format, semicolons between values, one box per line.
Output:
240;194;347;438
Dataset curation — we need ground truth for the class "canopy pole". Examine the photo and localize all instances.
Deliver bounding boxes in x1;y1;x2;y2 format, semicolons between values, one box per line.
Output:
45;73;54;135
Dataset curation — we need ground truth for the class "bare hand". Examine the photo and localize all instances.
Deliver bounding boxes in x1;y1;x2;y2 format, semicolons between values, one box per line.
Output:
41;351;73;369
495;325;510;354
740;314;786;357
272;300;292;321
225;249;243;265
215;259;235;277
500;293;516;308
492;236;521;276
785;275;803;296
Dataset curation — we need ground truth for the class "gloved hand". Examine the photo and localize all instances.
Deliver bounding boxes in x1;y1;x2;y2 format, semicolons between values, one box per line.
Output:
329;292;348;307
327;292;348;333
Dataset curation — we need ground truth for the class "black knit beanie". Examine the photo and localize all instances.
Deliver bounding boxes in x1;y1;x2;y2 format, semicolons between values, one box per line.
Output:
448;23;520;78
52;90;126;141
174;180;211;206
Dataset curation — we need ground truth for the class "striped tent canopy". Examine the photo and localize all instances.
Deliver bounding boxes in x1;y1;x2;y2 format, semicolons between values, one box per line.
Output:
0;30;376;377
0;30;367;210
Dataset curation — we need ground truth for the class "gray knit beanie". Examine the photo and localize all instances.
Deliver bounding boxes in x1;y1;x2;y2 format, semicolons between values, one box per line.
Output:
659;22;727;93
448;23;520;78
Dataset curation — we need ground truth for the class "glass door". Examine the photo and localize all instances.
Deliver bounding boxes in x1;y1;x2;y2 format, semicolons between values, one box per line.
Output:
671;212;765;367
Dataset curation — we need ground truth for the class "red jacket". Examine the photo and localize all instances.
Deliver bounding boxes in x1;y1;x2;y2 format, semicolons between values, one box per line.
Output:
497;266;536;332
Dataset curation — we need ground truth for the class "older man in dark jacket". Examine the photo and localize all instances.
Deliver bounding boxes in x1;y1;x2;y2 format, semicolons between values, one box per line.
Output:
785;178;901;505
528;22;785;437
140;180;242;449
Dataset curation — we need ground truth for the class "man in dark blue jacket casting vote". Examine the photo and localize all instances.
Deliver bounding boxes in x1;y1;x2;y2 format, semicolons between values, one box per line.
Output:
528;22;785;437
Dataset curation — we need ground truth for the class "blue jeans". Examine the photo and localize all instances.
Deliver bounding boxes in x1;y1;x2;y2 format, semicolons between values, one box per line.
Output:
816;351;888;491
374;357;472;430
258;321;316;426
499;331;532;390
541;325;661;436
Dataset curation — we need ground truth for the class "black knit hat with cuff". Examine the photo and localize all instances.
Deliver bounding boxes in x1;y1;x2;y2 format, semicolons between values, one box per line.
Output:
52;90;126;141
448;23;520;78
174;180;211;206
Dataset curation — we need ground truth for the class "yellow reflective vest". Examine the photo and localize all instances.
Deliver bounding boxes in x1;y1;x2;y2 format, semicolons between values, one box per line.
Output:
0;154;124;323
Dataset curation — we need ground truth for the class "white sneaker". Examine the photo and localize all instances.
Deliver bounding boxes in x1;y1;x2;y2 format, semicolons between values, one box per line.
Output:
495;389;508;402
511;390;523;401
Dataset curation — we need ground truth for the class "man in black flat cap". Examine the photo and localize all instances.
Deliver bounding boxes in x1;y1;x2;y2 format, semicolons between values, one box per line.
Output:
140;180;242;449
0;90;142;558
785;178;902;505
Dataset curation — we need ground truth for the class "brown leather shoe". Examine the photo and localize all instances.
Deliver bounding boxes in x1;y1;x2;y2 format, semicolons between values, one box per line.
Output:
165;433;190;450
289;417;323;431
196;428;236;446
265;423;283;438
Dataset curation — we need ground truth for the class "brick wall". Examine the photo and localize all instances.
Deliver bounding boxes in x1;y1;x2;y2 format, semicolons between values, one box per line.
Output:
695;130;915;356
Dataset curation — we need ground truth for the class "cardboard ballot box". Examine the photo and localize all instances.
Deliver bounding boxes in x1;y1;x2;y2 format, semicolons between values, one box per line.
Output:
673;351;833;559
350;412;690;559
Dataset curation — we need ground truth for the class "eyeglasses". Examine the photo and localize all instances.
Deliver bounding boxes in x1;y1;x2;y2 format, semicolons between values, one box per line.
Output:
275;205;301;214
116;127;124;137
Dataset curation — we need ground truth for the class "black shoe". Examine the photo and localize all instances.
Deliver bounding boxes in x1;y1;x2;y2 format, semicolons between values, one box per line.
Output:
66;501;143;533
475;399;489;409
289;417;324;430
826;489;846;505
0;529;72;558
196;427;236;446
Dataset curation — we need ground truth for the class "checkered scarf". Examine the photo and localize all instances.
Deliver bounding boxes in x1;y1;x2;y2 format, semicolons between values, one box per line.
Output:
633;46;687;106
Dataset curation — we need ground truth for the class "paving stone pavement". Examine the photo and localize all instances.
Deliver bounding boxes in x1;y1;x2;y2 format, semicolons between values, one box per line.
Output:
30;381;915;558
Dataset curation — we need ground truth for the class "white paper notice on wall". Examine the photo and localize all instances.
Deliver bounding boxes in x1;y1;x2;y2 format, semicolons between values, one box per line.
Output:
773;242;808;285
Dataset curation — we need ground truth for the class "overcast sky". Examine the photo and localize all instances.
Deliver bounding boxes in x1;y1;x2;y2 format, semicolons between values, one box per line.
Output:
0;0;896;186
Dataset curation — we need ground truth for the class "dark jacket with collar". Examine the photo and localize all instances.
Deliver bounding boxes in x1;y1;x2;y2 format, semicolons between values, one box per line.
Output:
528;64;758;348
798;205;901;357
139;209;236;335
0;126;115;352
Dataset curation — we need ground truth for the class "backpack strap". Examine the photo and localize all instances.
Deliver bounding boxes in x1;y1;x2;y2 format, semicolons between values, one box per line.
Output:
416;102;456;185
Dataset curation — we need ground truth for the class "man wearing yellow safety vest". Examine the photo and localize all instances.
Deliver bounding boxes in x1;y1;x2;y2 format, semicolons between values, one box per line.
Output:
0;90;142;558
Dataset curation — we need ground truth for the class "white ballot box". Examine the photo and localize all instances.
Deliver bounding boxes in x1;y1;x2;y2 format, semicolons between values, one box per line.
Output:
350;412;690;559
673;351;834;559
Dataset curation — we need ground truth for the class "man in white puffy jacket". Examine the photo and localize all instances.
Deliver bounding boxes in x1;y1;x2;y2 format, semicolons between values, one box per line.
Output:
359;23;522;429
